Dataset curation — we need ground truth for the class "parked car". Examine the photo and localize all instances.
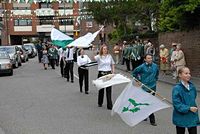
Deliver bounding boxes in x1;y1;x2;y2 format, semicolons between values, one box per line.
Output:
24;43;37;57
0;46;22;68
23;45;35;58
0;51;13;76
15;45;29;62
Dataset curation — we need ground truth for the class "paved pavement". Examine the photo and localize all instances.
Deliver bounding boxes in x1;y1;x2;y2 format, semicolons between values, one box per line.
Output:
115;64;200;91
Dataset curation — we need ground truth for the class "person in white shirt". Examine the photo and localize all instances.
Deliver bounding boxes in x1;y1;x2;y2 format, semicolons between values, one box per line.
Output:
64;46;75;83
93;45;115;110
77;48;91;94
58;47;66;77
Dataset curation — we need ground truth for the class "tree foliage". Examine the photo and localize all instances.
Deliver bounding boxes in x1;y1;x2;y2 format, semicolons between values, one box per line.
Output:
86;0;159;40
159;0;200;31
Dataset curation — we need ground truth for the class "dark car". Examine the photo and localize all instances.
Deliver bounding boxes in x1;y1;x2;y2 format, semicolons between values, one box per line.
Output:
23;45;35;58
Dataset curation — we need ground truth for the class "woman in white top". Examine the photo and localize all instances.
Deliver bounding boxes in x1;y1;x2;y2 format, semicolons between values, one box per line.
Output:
94;45;115;110
77;48;91;94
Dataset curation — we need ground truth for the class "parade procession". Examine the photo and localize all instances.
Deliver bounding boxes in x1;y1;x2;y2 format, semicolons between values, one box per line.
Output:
0;0;200;134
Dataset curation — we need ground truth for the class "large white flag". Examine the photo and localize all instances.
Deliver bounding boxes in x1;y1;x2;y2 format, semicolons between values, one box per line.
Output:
92;74;131;90
112;82;171;127
68;26;104;48
51;28;74;48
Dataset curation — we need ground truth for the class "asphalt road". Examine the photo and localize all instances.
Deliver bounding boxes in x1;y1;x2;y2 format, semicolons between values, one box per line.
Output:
0;53;199;134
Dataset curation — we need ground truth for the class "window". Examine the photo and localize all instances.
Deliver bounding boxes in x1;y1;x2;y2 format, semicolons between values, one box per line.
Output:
39;16;53;25
59;19;73;25
13;7;29;10
86;21;93;28
59;3;73;9
13;3;30;10
39;2;51;8
14;19;32;26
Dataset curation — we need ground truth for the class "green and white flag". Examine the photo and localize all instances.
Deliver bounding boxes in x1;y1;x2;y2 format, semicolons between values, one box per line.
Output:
51;28;73;48
112;82;171;127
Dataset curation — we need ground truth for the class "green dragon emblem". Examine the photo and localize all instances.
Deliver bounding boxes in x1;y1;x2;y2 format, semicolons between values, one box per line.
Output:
122;98;149;113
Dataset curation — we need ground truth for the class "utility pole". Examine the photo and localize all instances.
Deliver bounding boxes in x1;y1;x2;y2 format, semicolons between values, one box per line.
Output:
2;0;9;45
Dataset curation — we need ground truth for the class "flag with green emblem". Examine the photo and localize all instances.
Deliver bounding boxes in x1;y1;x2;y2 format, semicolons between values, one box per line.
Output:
51;28;74;48
112;82;171;127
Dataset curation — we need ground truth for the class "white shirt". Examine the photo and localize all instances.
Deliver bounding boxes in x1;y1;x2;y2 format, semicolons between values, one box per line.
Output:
77;55;91;67
94;54;115;71
181;80;190;91
64;47;74;61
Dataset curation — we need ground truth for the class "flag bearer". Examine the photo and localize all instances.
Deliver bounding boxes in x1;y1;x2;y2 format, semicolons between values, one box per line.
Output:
77;48;91;94
93;45;115;110
131;54;159;126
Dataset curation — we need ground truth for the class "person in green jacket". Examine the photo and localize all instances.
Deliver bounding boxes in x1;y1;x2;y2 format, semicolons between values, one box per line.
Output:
123;43;131;71
48;45;58;69
172;67;199;134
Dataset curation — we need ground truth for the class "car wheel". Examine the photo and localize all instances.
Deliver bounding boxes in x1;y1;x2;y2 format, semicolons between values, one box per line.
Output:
9;69;13;76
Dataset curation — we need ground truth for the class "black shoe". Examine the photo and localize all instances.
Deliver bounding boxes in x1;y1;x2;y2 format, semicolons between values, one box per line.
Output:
107;107;112;110
85;91;89;94
98;105;102;107
150;122;157;126
71;81;74;83
143;119;147;121
80;90;83;93
67;79;69;82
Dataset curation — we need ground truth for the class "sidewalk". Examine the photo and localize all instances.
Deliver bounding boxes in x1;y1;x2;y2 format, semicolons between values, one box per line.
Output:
115;64;200;91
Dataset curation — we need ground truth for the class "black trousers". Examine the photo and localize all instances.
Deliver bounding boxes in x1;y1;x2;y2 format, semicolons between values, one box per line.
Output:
78;67;89;92
176;126;197;134
98;71;113;109
147;92;156;123
124;58;130;71
49;59;55;69
131;59;139;71
64;61;74;81
60;59;65;77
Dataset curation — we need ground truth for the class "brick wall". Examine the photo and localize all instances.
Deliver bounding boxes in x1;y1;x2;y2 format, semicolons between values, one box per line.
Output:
158;30;200;77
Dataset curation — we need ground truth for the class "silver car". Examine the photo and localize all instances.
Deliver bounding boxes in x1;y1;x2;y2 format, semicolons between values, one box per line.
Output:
0;51;13;76
0;46;22;68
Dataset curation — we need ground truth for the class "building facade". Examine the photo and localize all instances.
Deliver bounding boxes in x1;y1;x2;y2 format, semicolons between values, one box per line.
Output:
0;1;80;45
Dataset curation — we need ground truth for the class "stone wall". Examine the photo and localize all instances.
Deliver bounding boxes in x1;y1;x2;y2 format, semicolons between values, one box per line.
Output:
158;30;200;77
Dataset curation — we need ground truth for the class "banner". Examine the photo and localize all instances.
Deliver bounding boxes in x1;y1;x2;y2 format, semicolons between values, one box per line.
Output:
68;26;103;48
92;74;131;90
51;28;74;48
112;82;171;127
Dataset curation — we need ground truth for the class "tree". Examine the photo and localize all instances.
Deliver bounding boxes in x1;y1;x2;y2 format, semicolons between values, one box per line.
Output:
86;0;160;40
159;0;200;32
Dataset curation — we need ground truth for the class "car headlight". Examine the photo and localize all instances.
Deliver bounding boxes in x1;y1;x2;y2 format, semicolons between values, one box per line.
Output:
1;63;12;69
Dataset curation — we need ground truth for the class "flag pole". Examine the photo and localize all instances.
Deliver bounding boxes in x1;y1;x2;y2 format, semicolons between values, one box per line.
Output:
132;77;172;105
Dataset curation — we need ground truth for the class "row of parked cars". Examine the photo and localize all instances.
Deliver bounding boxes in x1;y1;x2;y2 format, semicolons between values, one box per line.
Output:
0;43;37;76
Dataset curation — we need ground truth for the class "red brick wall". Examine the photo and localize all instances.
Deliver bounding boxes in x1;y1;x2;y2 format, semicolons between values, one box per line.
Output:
158;30;200;77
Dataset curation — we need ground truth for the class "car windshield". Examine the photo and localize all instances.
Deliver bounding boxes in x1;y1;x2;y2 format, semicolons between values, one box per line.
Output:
0;52;9;59
0;47;15;54
24;45;32;50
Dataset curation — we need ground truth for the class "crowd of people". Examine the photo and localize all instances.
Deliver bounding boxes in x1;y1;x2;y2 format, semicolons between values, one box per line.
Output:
112;40;186;82
35;39;198;134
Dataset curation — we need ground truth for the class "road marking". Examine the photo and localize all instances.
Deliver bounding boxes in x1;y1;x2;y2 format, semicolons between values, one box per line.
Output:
74;74;79;79
54;68;79;79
